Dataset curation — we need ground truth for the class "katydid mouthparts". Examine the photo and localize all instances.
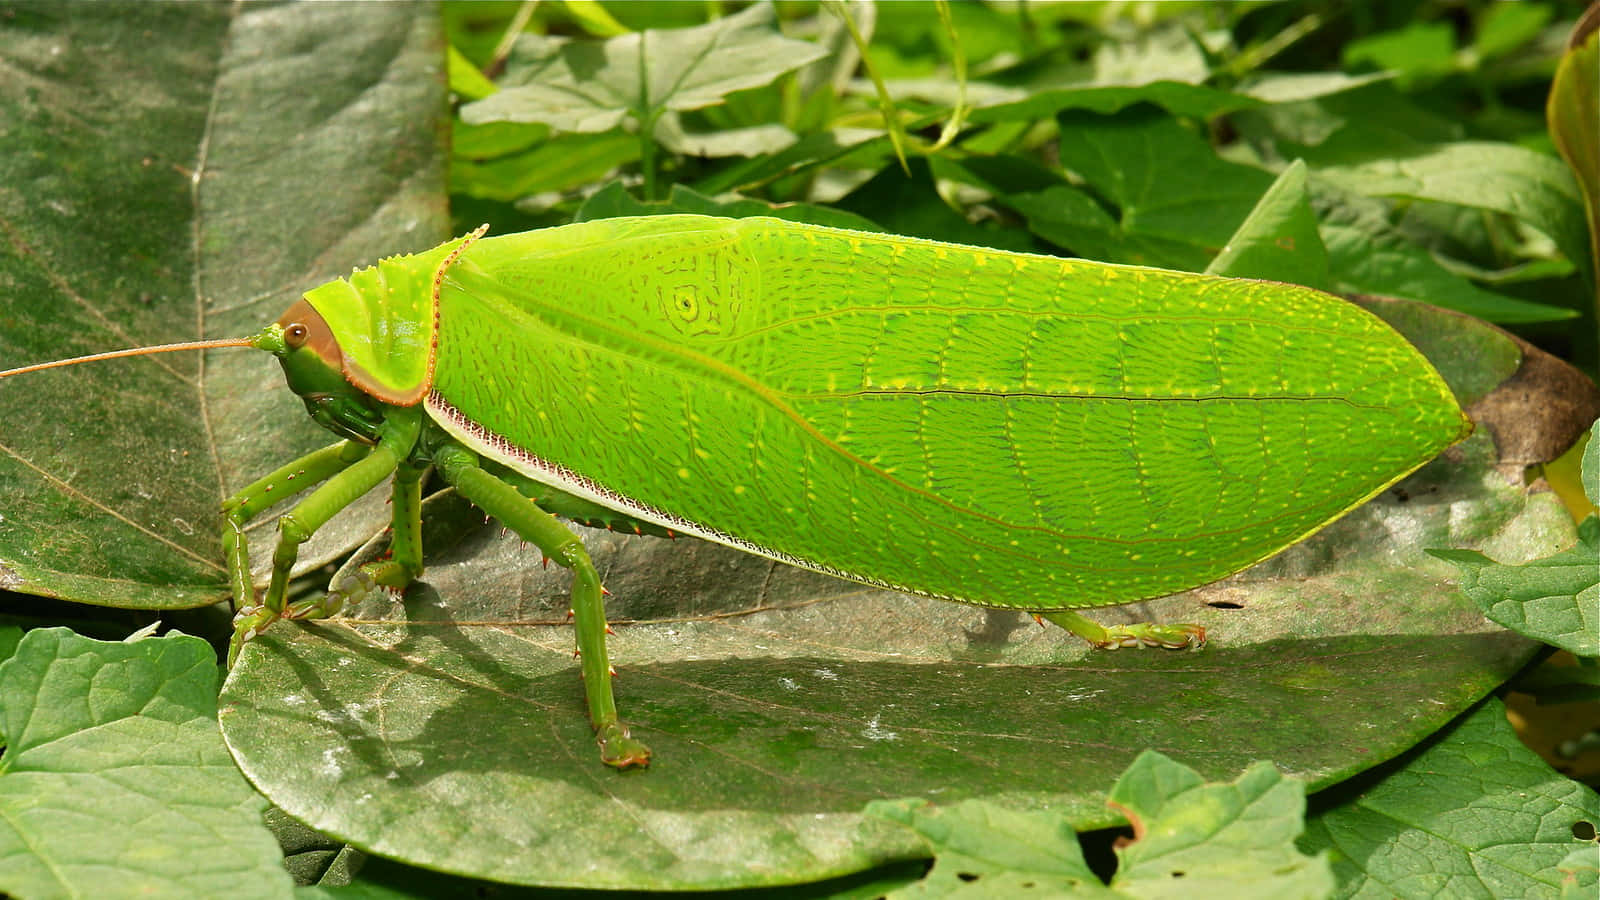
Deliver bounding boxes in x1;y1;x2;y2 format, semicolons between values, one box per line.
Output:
1;215;1472;769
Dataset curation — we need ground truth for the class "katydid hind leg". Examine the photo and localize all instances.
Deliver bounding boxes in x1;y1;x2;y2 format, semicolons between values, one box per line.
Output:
491;463;677;538
434;442;651;770
1035;609;1207;650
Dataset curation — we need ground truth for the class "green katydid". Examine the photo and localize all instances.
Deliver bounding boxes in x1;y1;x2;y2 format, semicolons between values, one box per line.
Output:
1;214;1471;769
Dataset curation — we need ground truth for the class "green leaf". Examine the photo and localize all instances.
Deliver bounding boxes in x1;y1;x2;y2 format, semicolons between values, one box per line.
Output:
0;3;451;609
1428;517;1600;656
1341;22;1456;78
1014;107;1275;270
1546;10;1600;311
1472;2;1552;62
445;44;497;102
0;625;21;667
459;4;826;136
1301;697;1600;898
1317;141;1593;294
1206;160;1332;288
966;64;1389;125
575;181;881;231
1559;845;1600;900
1585;424;1600;505
451;131;639;203
1107;753;1333;898
868;753;1332;898
867;799;1106;897
652;114;798;158
0;628;290;899
967;81;1261;124
1313;181;1576;324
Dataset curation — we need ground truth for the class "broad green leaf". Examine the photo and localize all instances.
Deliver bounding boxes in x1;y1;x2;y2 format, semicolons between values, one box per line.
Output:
1237;72;1396;105
459;4;826;137
219;297;1582;890
688;127;890;197
451;131;639;203
1232;82;1463;161
452;119;549;160
1314;181;1575;323
1107;753;1332;898
869;753;1331;898
966;80;1261;124
575;181;880;231
0;4;451;609
0;628;290;899
868;799;1105;897
1472;2;1553;62
1206;160;1331;288
1317;142;1593;293
1013;107;1274;270
967;70;1389;124
1084;20;1214;86
1301;697;1600;899
652;114;799;158
1342;22;1456;79
1428;516;1600;656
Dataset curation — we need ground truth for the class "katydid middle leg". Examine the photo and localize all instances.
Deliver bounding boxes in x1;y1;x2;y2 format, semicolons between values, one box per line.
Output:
433;441;651;769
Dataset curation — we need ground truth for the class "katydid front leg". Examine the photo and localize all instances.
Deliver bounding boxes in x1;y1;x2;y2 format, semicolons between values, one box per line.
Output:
433;442;651;769
228;411;423;664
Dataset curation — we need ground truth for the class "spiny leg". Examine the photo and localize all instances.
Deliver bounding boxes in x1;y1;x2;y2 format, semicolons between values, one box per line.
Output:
1035;609;1206;650
434;442;650;769
229;414;421;665
222;440;372;612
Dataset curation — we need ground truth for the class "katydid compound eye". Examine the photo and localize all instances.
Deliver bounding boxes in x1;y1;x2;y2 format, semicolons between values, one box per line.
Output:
284;323;310;348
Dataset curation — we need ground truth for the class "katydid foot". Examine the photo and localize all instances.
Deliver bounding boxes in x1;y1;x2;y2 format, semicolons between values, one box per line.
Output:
597;722;651;769
1035;609;1206;650
227;561;409;667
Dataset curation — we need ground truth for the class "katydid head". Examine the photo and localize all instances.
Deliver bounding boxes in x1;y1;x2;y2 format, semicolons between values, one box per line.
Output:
0;305;384;445
255;298;386;444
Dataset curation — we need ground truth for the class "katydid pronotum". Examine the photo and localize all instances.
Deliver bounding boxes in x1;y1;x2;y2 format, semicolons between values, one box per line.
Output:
1;215;1471;768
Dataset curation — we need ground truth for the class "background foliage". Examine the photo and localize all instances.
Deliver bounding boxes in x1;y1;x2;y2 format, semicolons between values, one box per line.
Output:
0;1;1597;898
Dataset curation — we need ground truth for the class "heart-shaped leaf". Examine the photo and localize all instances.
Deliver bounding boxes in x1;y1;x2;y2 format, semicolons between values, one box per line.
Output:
460;4;826;138
0;628;289;899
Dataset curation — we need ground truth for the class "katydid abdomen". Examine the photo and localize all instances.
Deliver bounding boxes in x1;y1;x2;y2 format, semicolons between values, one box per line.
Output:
421;215;1469;613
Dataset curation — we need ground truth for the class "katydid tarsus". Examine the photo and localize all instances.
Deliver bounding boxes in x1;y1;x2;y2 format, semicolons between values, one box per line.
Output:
1;215;1472;769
